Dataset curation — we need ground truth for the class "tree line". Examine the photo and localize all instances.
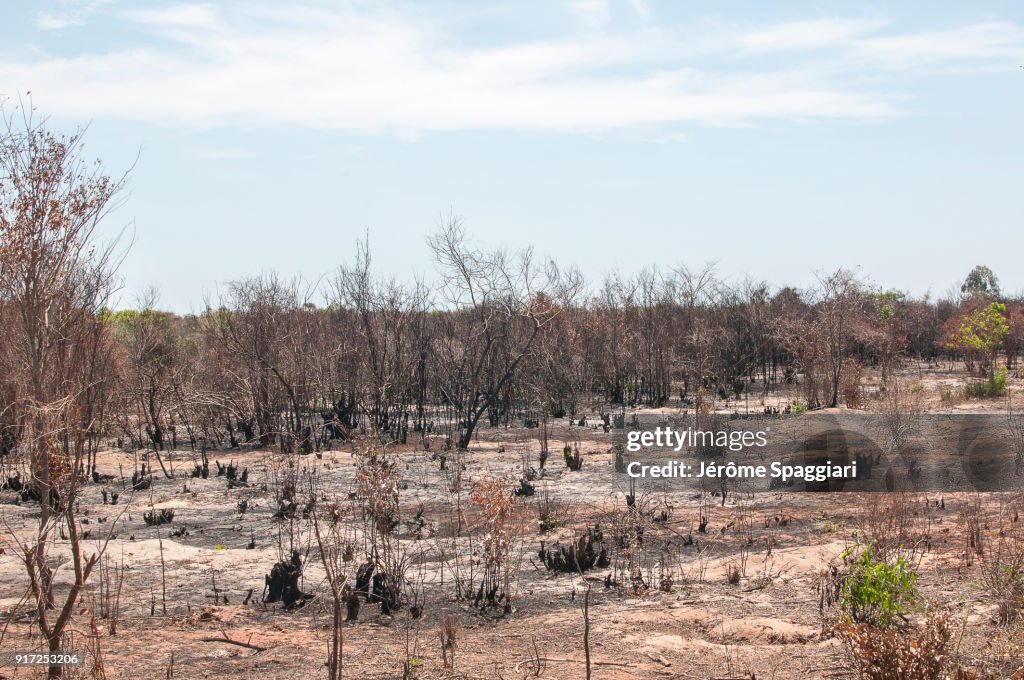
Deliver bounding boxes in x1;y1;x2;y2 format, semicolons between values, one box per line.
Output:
2;110;1022;484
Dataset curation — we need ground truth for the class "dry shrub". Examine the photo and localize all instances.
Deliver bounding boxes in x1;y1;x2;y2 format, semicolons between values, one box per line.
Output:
959;497;984;567
469;476;520;612
356;450;400;534
836;613;952;680
536;492;572;534
725;562;741;585
842;357;864;408
354;448;407;614
864;493;931;565
439;614;458;671
977;507;1024;625
605;503;650;595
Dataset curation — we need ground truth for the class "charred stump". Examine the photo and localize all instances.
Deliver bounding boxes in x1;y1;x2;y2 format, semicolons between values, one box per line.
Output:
263;550;310;609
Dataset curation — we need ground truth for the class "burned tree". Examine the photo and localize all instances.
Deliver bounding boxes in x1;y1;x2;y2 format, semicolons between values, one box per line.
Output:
428;217;581;449
311;499;352;680
331;237;429;444
204;274;320;452
263;550;309;609
0;99;129;676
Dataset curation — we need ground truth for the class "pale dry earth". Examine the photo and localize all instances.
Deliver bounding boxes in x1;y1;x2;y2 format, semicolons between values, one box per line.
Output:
2;367;1023;679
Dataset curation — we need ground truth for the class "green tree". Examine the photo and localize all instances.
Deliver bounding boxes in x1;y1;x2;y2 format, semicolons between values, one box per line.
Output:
946;301;1009;380
961;264;1001;300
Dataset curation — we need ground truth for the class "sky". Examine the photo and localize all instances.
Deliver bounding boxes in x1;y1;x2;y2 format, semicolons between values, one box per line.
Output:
1;0;1023;312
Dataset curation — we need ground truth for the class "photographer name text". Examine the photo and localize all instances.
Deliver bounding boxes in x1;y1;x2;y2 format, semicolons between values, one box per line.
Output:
625;459;858;482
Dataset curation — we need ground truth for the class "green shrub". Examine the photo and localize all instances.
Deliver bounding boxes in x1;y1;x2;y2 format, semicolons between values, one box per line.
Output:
964;366;1008;399
838;544;917;627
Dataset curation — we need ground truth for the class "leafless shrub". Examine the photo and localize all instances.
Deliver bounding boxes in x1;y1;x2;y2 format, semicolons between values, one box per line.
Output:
311;496;352;680
656;551;675;592
976;503;1024;625
606;503;650;595
469;476;522;612
96;553;126;635
353;446;408;614
725;562;741;585
432;461;478;601
873;375;924;456
863;492;931;566
439;614;458;672
959;497;984;567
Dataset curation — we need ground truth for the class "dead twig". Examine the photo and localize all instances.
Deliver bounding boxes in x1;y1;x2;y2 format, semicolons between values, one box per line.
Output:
199;631;267;653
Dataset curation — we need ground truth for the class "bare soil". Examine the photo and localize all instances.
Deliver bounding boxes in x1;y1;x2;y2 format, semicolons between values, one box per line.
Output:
2;367;1023;679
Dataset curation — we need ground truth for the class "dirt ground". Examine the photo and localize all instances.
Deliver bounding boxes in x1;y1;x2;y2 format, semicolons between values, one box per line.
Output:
2;365;1024;679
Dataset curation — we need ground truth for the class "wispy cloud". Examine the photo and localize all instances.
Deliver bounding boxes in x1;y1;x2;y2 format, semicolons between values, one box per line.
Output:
568;0;612;31
35;0;114;30
626;0;651;23
743;18;887;52
6;3;1024;136
857;21;1024;68
121;4;220;30
194;146;259;160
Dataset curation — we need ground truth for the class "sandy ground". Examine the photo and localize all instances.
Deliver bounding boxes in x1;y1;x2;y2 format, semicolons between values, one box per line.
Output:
2;367;1024;679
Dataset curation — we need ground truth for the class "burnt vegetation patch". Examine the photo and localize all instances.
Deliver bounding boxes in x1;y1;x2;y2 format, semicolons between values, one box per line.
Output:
263;550;310;609
2;103;1024;679
539;525;610;573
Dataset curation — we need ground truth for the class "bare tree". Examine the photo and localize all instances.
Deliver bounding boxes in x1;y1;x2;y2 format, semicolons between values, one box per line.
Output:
428;217;580;449
311;498;352;680
0;99;129;677
331;237;429;444
814;269;865;408
110;289;185;459
204;274;318;452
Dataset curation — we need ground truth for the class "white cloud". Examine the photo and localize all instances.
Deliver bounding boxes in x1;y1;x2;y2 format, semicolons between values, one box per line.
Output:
36;12;84;30
856;21;1024;68
6;4;1024;136
35;0;114;30
122;4;220;29
627;0;651;23
743;18;1024;69
743;18;886;52
568;0;611;31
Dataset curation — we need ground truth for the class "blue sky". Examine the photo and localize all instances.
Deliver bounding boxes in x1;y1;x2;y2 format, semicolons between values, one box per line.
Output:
2;0;1023;311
